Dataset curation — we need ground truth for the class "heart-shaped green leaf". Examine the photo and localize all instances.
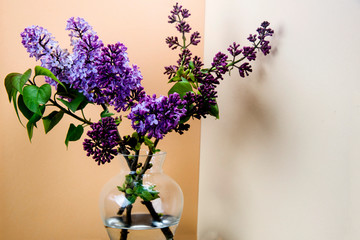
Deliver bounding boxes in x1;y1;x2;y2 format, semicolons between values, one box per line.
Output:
65;124;84;147
43;110;64;133
23;84;51;115
12;69;31;94
4;73;22;102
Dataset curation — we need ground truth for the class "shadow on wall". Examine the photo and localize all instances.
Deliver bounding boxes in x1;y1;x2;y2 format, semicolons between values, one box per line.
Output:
222;23;283;153
198;24;283;240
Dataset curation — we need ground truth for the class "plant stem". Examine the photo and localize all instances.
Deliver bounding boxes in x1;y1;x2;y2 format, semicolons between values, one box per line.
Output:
48;99;93;125
119;204;133;240
138;138;160;177
142;201;174;240
120;229;129;240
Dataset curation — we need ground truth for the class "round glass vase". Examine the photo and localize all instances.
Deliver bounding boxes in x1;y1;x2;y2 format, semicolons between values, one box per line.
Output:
99;152;183;240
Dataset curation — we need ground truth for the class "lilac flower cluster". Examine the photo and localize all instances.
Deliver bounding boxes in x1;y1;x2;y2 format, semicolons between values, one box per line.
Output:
128;93;186;139
21;26;57;60
164;3;273;123
21;26;72;85
83;117;120;165
20;17;143;112
94;42;143;112
165;3;201;50
65;17;104;100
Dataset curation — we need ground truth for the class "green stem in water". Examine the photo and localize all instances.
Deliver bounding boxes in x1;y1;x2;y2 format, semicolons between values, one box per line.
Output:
141;201;174;240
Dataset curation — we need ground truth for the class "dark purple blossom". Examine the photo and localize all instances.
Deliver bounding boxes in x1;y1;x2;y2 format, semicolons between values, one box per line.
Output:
169;3;182;18
164;65;178;79
212;52;229;74
83;117;120;165
177;49;192;66
260;40;271;55
166;36;180;50
94;42;143;112
238;63;252;77
227;42;242;57
181;8;191;18
190;31;201;46
128;93;186;139
247;34;257;43
257;21;274;41
176;21;192;33
242;46;257;61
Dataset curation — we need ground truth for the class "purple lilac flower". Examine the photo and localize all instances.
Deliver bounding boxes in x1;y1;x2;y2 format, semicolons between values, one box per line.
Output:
190;32;201;46
227;42;242;57
21;26;72;85
83;117;120;165
176;21;192;33
165;36;179;50
212;52;229;74
94;42;143;112
242;46;257;61
247;34;257;43
177;48;192;66
128;93;186;139
21;26;57;60
164;65;178;79
238;63;252;77
65;17;104;101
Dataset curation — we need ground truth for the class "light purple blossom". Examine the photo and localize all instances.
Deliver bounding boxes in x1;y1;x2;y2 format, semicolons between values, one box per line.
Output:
21;26;72;85
65;17;104;100
21;26;57;60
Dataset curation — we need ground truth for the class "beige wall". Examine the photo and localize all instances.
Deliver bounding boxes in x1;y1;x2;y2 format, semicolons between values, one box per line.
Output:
199;0;360;239
0;1;204;239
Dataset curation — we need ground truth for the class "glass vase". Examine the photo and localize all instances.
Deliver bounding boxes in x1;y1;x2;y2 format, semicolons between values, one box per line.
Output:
99;152;183;240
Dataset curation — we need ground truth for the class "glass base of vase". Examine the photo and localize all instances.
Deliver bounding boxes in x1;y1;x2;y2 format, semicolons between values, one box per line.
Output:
105;214;178;240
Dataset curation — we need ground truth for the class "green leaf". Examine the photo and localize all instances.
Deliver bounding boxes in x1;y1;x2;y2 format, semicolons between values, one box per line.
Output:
4;73;22;102
125;188;133;194
18;95;35;120
168;75;181;83
126;195;137;204
26;121;35;142
58;92;87;113
188;72;195;82
100;109;115;118
23;84;51;115
12;91;22;125
209;102;220;119
42;110;64;133
189;61;195;70
13;69;31;94
65;124;84;147
125;175;134;184
25;105;45;142
34;66;65;89
168;79;193;98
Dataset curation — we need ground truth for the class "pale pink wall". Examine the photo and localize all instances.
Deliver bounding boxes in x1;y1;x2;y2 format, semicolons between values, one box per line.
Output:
199;0;360;239
0;1;204;239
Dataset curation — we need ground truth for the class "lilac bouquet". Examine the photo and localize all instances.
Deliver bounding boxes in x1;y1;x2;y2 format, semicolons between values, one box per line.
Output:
4;3;273;239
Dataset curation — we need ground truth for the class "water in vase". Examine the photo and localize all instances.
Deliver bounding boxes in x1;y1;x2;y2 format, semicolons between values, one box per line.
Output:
105;213;179;240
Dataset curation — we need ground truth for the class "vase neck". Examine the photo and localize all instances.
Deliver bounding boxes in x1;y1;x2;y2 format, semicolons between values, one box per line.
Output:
118;152;166;173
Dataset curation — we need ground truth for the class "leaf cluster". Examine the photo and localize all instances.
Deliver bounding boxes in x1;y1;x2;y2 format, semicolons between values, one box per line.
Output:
4;66;90;146
117;174;159;204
